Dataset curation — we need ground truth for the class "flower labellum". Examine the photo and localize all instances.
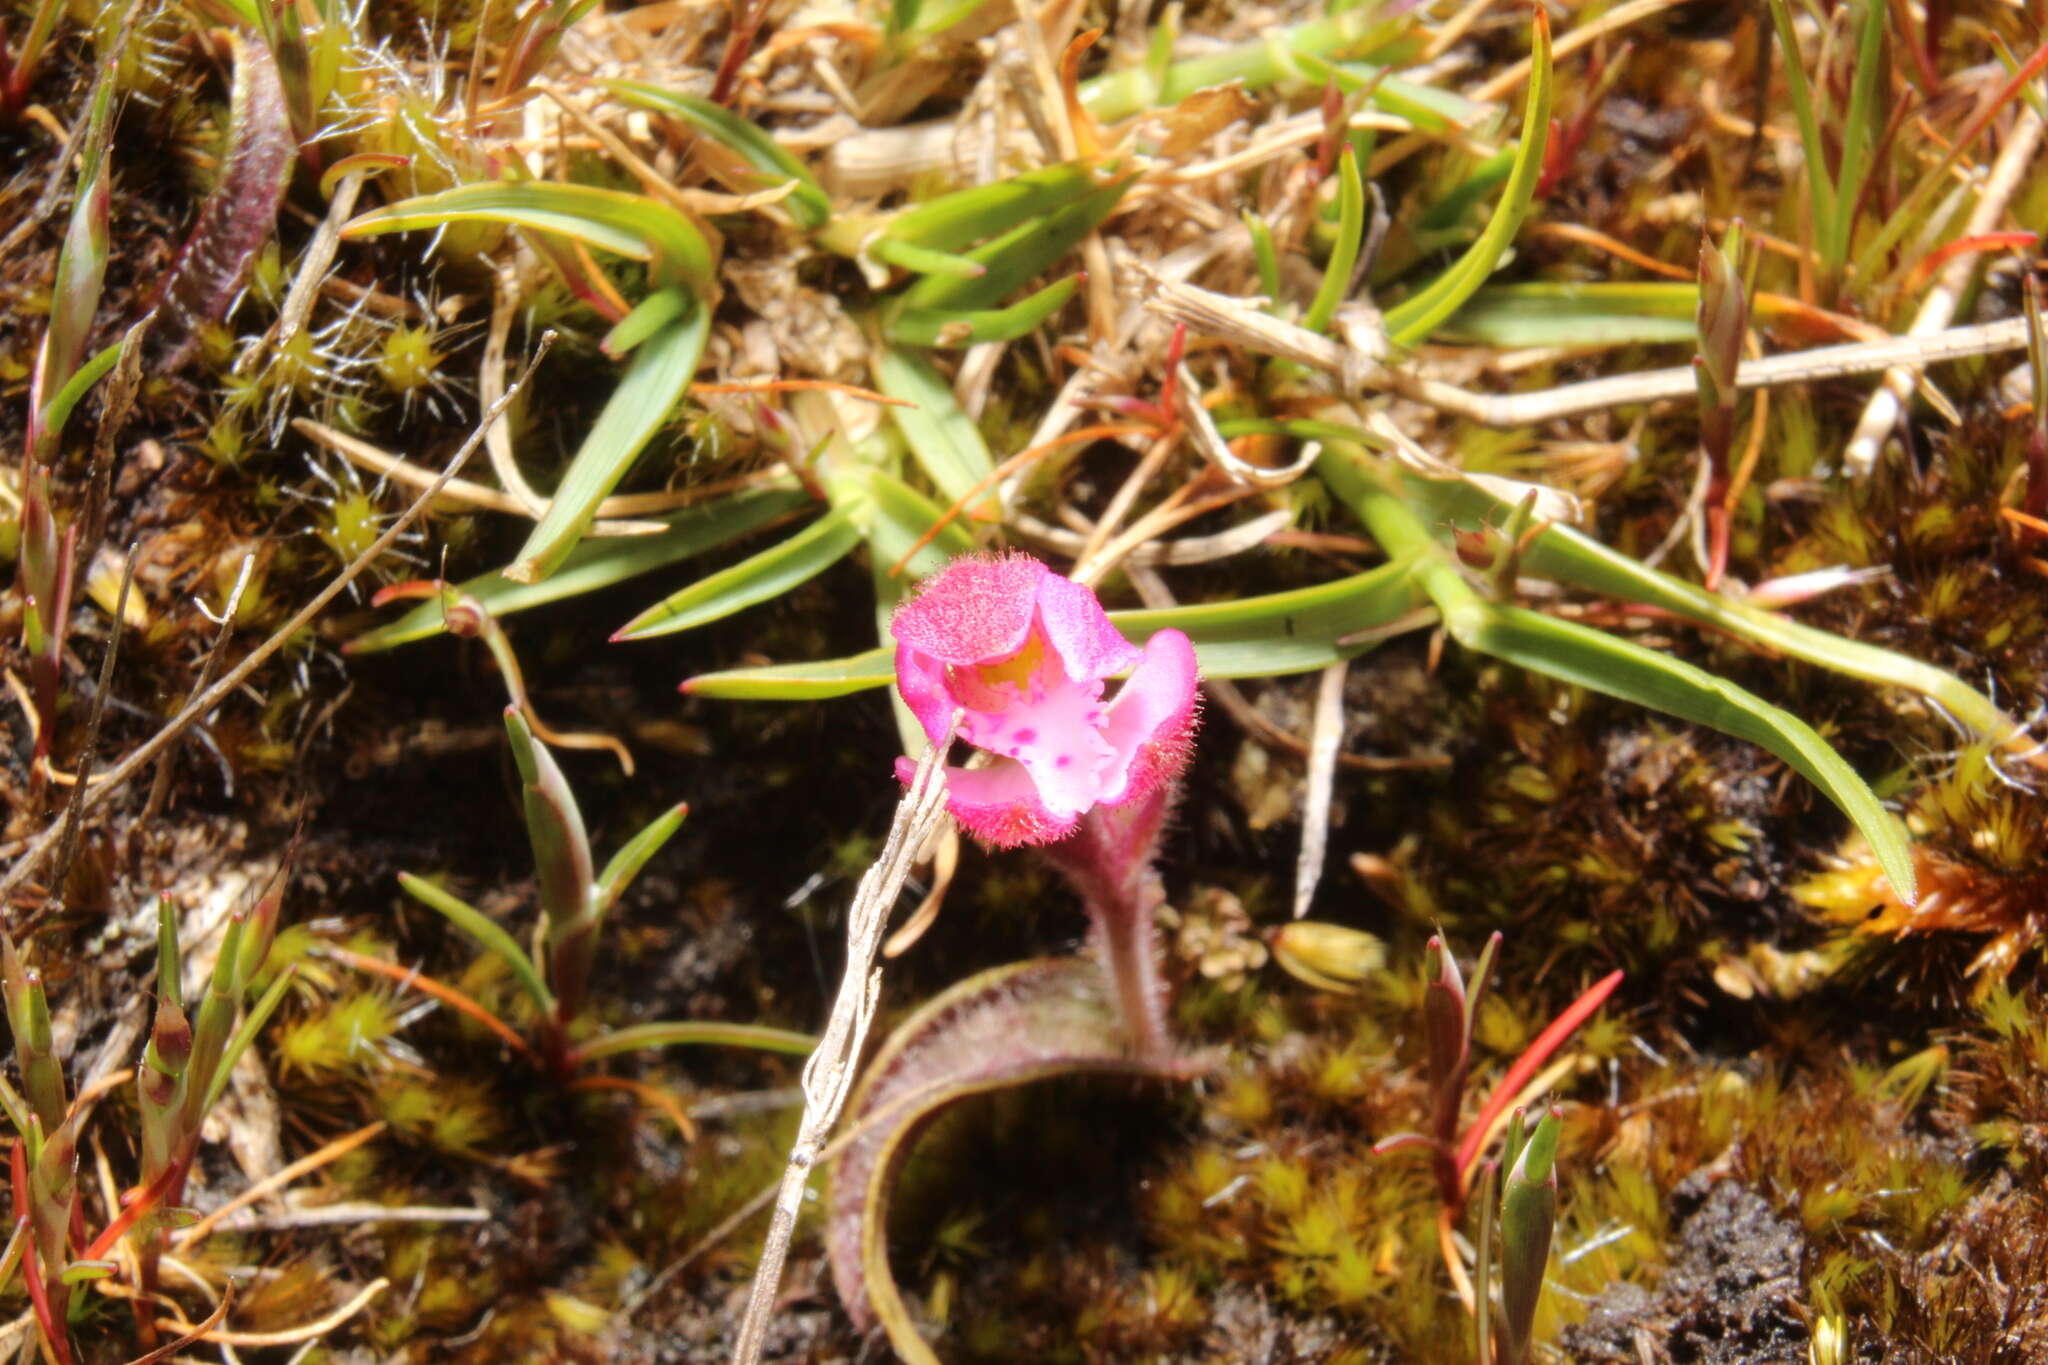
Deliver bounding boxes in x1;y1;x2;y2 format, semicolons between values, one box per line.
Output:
891;555;1199;847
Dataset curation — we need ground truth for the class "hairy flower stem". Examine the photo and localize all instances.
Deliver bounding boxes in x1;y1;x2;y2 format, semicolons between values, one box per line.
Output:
1041;786;1176;1060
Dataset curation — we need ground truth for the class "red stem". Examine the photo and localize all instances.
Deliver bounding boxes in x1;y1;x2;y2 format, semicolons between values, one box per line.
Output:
1454;970;1623;1185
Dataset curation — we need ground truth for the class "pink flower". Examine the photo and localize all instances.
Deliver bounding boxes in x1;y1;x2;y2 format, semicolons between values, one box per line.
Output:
891;555;1200;848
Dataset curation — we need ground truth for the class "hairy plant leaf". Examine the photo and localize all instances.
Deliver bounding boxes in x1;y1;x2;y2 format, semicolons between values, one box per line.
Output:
613;503;863;640
159;34;294;348
826;959;1189;1360
1381;11;1550;346
606;81;832;230
682;561;1431;697
348;486;809;651
344;180;715;293
509;305;710;583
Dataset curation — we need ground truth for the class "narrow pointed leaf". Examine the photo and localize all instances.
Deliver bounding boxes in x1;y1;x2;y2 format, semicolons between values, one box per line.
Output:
875;345;998;512
1499;1110;1560;1364
200;965;297;1114
398;873;554;1012
898;176;1131;314
602;285;691;357
348;487;809;651
344;180;716;292
571;1020;814;1062
505;710;595;928
607;81;831;230
886;274;1081;347
1447;599;1915;903
595;804;688;914
509;304;710;583
880;162;1099;253
1382;12;1550;346
612;503;862;640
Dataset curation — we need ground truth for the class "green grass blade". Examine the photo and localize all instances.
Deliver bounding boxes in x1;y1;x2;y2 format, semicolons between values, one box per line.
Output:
602;285;691;357
850;466;977;579
573;1021;815;1061
1080;10;1409;122
1304;148;1365;335
612;503;863;640
887;275;1080;347
878;163;1099;253
1828;0;1887;271
1450;599;1916;903
348;486;809;651
1381;13;1552;346
1765;0;1836;254
1440;282;1702;346
605;81;832;230
875;345;998;511
508;305;710;584
200;966;297;1115
897;176;1131;314
683;647;897;699
595;804;688;914
344;180;716;292
397;873;554;1012
1399;473;2017;740
867;237;987;279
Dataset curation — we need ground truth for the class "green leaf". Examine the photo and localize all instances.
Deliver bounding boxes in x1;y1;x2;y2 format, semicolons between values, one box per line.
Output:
897;176;1131;314
605;81;832;230
602;285;691;357
1440;282;1703;347
201;965;297;1115
1446;599;1916;903
612;503;864;640
849;466;977;580
344;180;716;293
36;337;124;456
825;959;1187;1362
1304;147;1365;336
886;275;1081;347
682;562;1431;697
505;709;595;929
874;345;998;513
1382;12;1551;346
571;1020;815;1062
879;162;1099;253
508;304;710;583
398;873;554;1012
1399;472;2017;741
348;487;810;652
594;804;689;915
865;236;987;279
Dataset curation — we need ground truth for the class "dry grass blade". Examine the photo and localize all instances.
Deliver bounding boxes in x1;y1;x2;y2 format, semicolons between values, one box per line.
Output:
729;734;952;1365
1292;659;1350;921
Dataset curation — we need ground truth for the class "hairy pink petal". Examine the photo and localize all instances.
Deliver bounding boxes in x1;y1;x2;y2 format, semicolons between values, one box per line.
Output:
895;756;1077;847
888;555;1045;665
894;644;958;751
1097;629;1200;805
1033;571;1142;683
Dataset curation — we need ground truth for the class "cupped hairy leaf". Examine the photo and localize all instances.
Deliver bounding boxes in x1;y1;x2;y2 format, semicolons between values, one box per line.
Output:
344;180;716;293
159;33;295;347
606;80;832;230
509;304;711;583
827;959;1192;1360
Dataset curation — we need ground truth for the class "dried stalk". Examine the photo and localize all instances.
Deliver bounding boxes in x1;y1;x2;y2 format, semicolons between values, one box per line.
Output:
728;738;952;1365
0;337;555;905
1841;106;2046;476
1292;659;1350;921
1149;278;2033;429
